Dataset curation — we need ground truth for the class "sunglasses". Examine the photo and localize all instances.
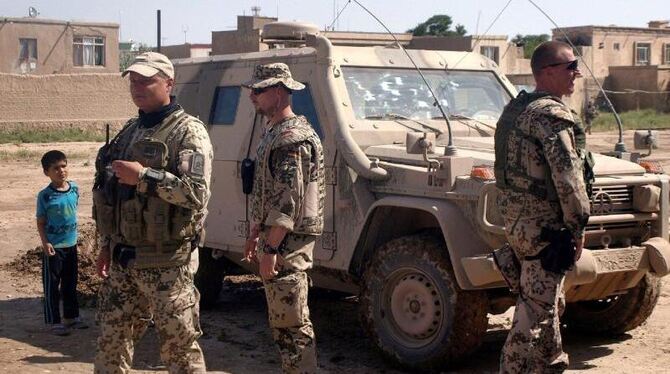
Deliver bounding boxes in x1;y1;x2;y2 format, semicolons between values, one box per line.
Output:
251;86;275;95
543;59;579;71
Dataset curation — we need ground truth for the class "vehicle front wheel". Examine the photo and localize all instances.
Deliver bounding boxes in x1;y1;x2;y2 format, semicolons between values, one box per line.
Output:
563;272;661;335
359;233;488;371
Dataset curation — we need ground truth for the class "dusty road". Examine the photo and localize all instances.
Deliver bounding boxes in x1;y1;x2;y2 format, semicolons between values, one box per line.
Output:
1;133;670;373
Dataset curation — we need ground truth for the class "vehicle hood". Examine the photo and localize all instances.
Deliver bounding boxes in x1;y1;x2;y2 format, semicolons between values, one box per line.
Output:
365;137;645;177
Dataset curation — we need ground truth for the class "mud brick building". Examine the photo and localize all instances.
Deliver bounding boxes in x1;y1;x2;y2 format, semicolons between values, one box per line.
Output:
0;16;119;74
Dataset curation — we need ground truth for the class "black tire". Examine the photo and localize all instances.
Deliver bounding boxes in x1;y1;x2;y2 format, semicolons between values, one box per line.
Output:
359;233;488;371
194;247;227;309
563;273;662;335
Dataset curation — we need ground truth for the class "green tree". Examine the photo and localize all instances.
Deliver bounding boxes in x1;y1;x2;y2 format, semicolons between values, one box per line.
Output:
511;34;550;58
407;15;467;37
119;42;154;72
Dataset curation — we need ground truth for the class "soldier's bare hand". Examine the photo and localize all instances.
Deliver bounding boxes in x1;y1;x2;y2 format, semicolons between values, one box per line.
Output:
243;238;259;264
574;236;585;262
97;246;111;278
260;253;278;280
112;160;143;185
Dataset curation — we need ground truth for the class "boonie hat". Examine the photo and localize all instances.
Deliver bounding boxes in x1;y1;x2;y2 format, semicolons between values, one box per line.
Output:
243;62;305;91
122;52;174;79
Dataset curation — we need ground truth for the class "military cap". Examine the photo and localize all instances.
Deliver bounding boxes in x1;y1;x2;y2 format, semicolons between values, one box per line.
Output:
122;52;174;80
243;62;305;91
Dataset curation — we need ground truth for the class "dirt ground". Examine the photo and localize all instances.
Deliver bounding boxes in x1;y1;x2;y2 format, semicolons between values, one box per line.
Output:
2;133;670;373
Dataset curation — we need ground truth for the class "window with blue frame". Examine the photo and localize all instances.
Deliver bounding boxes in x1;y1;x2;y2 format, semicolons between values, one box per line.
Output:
209;86;241;125
291;85;324;139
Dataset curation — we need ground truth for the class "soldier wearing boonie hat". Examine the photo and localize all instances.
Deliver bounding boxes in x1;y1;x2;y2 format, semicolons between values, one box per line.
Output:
243;62;306;91
244;61;324;373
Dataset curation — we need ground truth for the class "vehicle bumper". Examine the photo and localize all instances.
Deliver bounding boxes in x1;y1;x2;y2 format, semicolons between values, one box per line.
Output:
461;237;670;291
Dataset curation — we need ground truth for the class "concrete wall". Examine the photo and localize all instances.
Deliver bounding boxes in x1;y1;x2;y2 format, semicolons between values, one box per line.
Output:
608;66;670;112
0;17;119;74
0;73;135;128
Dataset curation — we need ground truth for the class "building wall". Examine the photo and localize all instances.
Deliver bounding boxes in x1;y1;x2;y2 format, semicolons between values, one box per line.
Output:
608;66;670;112
557;26;670;78
161;44;212;59
408;35;530;75
190;47;211;58
160;44;192;59
211;15;276;55
0;73;135;126
0;18;119;74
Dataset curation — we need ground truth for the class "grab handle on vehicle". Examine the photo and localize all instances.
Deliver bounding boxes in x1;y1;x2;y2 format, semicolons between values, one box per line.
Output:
477;182;505;235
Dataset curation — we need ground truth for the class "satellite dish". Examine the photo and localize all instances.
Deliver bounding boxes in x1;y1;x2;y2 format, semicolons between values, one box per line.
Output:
28;6;39;18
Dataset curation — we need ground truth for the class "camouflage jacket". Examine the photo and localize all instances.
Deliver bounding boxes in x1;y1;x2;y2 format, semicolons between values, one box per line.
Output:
497;95;590;241
251;115;325;239
96;107;213;256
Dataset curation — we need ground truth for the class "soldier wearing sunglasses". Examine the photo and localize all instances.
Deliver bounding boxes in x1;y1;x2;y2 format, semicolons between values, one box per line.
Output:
243;63;325;374
494;41;592;373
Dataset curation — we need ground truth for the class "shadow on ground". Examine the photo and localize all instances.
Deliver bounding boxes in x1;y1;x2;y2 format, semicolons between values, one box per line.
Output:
0;275;632;373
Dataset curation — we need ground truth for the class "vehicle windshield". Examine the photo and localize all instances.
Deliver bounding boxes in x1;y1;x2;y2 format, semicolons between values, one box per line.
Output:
342;67;512;122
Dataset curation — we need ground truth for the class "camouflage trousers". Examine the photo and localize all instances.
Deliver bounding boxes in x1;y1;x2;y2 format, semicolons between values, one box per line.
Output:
95;263;206;374
127;248;201;345
263;270;317;374
500;258;568;374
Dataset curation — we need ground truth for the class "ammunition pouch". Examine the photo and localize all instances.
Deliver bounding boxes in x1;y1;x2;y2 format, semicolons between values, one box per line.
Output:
241;157;255;195
492;243;520;294
92;188;117;236
526;227;576;275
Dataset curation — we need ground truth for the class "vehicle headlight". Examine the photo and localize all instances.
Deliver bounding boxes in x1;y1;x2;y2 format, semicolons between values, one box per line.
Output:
633;184;661;212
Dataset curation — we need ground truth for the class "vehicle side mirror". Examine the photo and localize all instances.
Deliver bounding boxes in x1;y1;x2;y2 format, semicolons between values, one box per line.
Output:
634;130;659;150
406;132;436;155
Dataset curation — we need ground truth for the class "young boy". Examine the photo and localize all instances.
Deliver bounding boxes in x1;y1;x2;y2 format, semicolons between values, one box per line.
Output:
36;150;88;336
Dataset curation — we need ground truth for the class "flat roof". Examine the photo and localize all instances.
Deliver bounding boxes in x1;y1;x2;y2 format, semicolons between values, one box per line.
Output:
1;16;118;28
554;25;670;34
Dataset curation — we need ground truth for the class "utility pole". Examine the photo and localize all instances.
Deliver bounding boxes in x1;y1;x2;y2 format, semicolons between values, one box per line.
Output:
157;9;162;52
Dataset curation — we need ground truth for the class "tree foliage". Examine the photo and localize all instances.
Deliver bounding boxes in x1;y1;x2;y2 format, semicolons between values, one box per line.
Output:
511;34;550;58
407;15;467;37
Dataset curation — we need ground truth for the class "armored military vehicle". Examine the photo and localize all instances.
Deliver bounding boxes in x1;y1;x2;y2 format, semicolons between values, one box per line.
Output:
172;22;670;370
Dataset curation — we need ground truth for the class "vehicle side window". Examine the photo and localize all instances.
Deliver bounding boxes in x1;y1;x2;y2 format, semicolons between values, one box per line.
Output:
209;86;241;125
291;85;324;139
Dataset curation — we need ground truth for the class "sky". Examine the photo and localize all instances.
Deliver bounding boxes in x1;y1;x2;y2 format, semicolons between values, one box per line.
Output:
2;0;668;45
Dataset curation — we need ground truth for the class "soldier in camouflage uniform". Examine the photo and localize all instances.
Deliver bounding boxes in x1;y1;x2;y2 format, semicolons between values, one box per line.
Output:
495;41;591;373
92;52;211;373
583;100;598;135
243;63;325;374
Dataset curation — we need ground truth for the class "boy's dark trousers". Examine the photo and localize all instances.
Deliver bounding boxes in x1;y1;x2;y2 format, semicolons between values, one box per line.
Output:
42;245;80;324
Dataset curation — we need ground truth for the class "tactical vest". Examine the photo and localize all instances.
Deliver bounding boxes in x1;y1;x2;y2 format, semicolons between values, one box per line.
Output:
252;116;325;235
92;108;203;269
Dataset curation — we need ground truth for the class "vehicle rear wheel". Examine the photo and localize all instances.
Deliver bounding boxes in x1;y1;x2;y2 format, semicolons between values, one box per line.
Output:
563;273;661;335
359;233;488;371
194;247;227;309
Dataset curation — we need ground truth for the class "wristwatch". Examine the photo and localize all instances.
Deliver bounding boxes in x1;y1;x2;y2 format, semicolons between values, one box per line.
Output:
144;168;166;183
